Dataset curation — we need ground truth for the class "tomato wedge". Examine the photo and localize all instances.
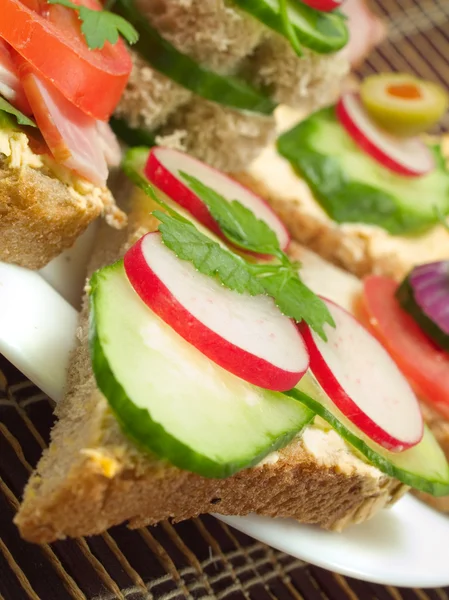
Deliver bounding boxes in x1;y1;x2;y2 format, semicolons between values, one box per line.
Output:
300;0;343;11
0;0;132;120
360;275;449;418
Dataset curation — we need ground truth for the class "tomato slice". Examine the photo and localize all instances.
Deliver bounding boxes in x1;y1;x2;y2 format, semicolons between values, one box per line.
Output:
361;275;449;417
300;0;343;11
0;0;132;120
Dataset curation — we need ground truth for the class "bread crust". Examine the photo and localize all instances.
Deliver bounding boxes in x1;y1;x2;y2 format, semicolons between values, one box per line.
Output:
14;190;408;543
0;161;102;269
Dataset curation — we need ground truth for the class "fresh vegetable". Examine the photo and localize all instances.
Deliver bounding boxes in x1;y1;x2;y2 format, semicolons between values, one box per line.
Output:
336;92;435;177
90;261;315;478
0;96;36;129
18;63;108;185
299;297;423;451
115;0;276;115
300;0;343;12
361;276;449;419
124;232;309;391
0;0;132;120
231;0;348;54
287;373;449;496
396;262;449;351
123;146;334;339
361;73;449;138
277;107;449;234
145;146;290;254
109;116;156;149
48;0;138;50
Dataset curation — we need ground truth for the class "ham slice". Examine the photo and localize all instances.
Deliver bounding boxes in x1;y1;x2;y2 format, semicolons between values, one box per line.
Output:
96;119;122;168
0;40;31;114
19;64;108;185
340;0;386;69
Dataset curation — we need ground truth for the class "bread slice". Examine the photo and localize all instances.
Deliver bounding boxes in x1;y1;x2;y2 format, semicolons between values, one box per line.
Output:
0;131;125;270
15;187;407;544
234;106;449;281
114;0;347;173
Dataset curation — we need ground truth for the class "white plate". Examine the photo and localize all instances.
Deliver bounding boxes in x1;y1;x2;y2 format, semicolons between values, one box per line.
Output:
1;244;449;588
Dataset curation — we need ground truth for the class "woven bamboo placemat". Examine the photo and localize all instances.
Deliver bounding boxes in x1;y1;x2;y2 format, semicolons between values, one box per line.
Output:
2;2;449;598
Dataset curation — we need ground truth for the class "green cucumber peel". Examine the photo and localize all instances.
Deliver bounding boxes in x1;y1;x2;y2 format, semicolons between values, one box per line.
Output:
115;0;276;115
109;116;156;148
277;107;449;235
232;0;348;54
89;262;315;478
285;376;449;496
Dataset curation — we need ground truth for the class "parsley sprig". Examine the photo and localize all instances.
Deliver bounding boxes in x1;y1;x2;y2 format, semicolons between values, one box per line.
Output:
48;0;138;50
122;148;335;340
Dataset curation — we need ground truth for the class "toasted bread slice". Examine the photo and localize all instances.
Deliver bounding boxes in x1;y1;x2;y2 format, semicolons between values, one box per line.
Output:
234;106;449;281
0;132;125;270
15;188;407;544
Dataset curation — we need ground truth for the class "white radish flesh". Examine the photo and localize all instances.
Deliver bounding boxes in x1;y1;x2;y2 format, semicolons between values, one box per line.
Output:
337;92;435;177
145;146;290;252
124;232;309;391
299;298;423;451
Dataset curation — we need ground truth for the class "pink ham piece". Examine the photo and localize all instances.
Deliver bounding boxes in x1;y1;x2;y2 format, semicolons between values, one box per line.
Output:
96;119;122;168
0;40;31;115
19;67;108;185
340;0;386;69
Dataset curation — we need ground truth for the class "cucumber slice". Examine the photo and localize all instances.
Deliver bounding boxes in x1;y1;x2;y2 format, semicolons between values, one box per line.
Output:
286;373;449;495
232;0;348;54
109;116;156;149
90;261;314;478
277;107;449;235
115;0;276;115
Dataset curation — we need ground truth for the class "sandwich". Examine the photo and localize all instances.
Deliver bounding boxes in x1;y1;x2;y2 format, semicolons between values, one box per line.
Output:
110;0;350;173
235;73;449;280
15;146;449;543
0;0;136;269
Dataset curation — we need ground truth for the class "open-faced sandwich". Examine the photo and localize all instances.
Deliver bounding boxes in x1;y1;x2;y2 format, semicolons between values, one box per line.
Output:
110;0;350;172
0;0;140;269
236;73;449;280
15;147;449;543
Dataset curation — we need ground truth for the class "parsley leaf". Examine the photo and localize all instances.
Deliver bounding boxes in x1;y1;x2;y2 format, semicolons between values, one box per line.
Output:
123;147;335;340
0;97;36;128
155;211;264;296
258;270;335;340
179;171;282;256
48;0;138;50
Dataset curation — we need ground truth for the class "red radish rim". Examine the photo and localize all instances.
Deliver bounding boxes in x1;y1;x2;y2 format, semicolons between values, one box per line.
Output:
299;297;423;452
145;147;291;255
301;0;342;11
124;234;307;392
336;93;434;178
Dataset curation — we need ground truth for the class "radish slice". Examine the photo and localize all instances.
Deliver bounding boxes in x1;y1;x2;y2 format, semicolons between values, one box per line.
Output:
145;147;290;253
124;232;309;391
299;297;423;451
300;0;342;11
336;92;435;177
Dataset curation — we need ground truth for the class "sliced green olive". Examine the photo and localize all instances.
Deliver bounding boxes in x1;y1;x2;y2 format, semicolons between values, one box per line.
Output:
360;73;449;137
